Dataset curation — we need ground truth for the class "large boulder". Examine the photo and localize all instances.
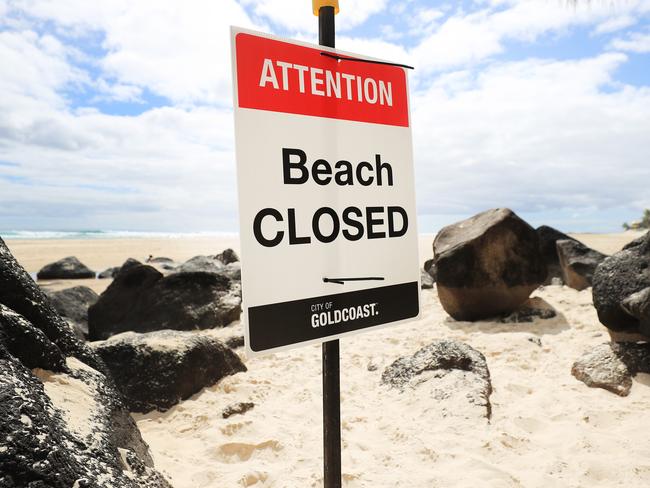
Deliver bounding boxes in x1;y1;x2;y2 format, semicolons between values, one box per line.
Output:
215;248;239;265
433;208;547;321
0;238;170;487
172;254;241;280
556;239;607;291
0;239;101;371
592;232;650;338
0;345;171;487
44;285;98;339
98;266;120;279
536;225;578;284
88;263;241;340
98;257;142;280
381;340;492;418
572;342;650;396
173;255;225;274
92;330;247;412
36;256;95;279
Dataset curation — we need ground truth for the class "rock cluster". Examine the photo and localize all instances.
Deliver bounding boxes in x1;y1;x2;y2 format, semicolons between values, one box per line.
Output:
88;263;241;340
0;238;170;487
92;330;246;413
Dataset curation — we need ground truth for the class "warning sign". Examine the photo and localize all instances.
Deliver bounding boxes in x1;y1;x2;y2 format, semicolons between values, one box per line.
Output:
231;27;420;355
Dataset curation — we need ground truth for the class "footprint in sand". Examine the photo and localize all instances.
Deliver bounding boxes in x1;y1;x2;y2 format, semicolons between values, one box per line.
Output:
216;440;283;463
240;471;269;486
220;420;252;436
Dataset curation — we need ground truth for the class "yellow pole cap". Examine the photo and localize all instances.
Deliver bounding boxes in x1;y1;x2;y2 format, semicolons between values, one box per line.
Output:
313;0;339;15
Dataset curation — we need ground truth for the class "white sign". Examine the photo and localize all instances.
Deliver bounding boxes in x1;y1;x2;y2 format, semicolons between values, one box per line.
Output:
231;27;420;355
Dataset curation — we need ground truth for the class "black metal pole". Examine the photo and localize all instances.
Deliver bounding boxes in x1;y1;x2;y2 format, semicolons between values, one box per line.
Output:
319;5;336;48
318;8;341;488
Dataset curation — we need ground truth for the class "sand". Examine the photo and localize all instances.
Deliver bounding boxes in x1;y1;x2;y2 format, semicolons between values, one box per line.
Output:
7;231;650;487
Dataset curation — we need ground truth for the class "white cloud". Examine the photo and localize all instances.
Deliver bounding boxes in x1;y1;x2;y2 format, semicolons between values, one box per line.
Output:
2;0;650;233
609;30;650;52
0;103;241;230
93;79;143;103
411;53;650;221
410;0;650;75
593;15;636;34
0;24;239;231
242;0;388;33
0;30;86;107
10;0;259;106
335;35;410;64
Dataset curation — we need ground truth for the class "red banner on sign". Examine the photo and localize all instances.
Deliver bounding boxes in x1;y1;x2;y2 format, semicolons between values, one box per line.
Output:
235;33;409;127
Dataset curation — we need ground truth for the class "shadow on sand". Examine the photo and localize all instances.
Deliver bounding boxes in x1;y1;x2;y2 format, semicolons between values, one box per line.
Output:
443;299;571;336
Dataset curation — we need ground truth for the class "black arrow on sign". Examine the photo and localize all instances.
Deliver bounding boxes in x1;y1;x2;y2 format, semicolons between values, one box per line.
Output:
323;277;385;285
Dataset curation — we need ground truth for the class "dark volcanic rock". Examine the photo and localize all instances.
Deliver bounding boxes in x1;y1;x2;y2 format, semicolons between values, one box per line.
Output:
421;269;434;289
382;340;492;418
0;238;102;371
536;225;578;284
0;239;170;487
98;266;120;279
0;345;171;488
556;239;607;291
225;335;245;349
215;248;239;265
423;258;436;278
222;402;254;419
498;297;557;323
173;252;241;280
174;255;225;274
621;287;650;335
593;232;650;337
433;208;546;321
92;330;247;412
0;304;66;371
572;342;650;396
36;256;95;279
44;285;98;339
98;258;142;280
223;262;242;280
88;263;241;340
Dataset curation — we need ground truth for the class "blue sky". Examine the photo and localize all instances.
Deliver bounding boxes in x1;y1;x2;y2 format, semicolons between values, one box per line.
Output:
1;0;649;234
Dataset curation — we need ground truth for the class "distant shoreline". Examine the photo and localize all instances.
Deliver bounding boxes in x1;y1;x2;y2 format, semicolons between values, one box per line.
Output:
0;230;240;240
1;229;642;240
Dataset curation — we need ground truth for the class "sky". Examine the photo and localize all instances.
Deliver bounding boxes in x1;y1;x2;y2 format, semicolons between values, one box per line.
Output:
0;0;649;234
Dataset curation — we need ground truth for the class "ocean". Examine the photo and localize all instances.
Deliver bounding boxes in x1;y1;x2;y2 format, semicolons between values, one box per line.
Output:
0;230;239;240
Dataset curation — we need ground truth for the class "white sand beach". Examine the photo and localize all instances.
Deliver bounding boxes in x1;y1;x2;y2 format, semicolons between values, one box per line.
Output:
6;232;650;487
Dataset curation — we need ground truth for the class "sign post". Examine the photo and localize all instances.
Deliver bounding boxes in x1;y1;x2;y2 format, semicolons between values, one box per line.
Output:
231;1;419;484
315;4;342;487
